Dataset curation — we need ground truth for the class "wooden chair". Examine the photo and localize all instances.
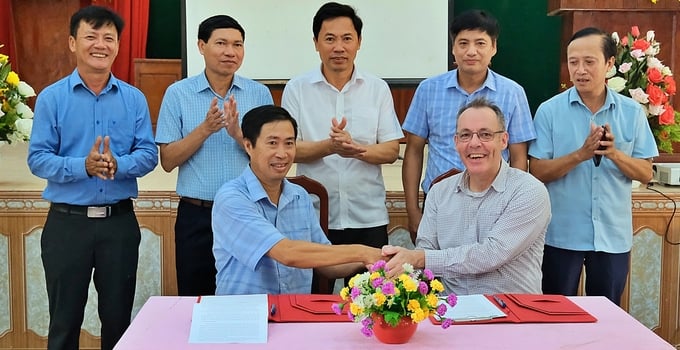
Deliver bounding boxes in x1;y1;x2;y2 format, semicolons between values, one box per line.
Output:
429;167;462;191
286;175;334;294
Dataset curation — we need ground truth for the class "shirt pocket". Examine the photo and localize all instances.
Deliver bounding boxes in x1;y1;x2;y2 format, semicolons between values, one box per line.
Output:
348;107;379;145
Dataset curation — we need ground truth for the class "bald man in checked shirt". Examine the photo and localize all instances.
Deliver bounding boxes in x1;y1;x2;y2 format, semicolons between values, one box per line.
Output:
382;98;550;295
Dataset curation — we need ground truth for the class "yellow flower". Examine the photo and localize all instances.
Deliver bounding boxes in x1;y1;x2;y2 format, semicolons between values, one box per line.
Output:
430;279;444;293
369;272;380;281
373;292;386;306
407;299;421;313
349;303;363;316
5;71;19;87
0;53;7;64
340;287;350;300
400;275;417;292
426;293;438;308
348;275;356;288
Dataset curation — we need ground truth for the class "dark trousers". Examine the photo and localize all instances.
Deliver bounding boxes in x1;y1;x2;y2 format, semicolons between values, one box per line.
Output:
175;200;216;296
542;245;630;306
41;208;140;350
329;225;388;286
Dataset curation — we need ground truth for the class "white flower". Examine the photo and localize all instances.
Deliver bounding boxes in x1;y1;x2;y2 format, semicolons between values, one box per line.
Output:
619;62;633;74
607;76;627;92
15;118;32;137
662;66;672;76
605;65;617;78
15;102;33;119
17;81;36;97
402;263;414;274
646;57;664;70
646;30;655;42
628;88;649;104
0;109;4;118
648;104;665;116
630;49;646;61
612;32;620;45
646;43;660;56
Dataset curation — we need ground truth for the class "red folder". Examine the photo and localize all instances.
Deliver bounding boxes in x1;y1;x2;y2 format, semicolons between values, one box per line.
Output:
267;294;350;322
431;294;597;325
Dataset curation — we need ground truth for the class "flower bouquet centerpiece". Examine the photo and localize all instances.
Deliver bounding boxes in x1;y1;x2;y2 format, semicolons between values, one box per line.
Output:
332;260;457;344
606;26;679;153
0;44;35;144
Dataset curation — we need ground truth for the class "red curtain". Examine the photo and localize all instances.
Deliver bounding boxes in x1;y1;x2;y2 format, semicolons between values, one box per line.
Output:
0;0;18;71
91;0;150;84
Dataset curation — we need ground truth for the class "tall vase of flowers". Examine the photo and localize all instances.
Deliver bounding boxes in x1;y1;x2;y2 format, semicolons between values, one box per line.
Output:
606;26;679;153
0;44;35;144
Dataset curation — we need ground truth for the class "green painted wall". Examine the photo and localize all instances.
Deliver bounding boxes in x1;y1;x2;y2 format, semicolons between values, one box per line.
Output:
145;0;562;113
453;0;562;113
146;0;182;59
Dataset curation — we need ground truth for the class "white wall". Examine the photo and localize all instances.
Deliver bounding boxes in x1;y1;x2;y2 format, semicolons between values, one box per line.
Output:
183;0;449;80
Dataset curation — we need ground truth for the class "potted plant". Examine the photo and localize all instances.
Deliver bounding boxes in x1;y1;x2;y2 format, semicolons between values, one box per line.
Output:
332;260;457;344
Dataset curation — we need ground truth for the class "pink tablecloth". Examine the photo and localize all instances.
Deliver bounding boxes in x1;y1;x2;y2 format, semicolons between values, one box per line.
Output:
114;296;675;350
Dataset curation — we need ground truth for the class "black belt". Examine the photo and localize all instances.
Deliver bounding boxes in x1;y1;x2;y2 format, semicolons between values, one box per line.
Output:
180;197;213;208
50;199;134;218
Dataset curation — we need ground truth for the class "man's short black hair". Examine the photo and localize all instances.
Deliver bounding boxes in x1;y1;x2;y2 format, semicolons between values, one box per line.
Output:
70;5;124;38
198;15;245;43
449;9;499;42
312;2;363;40
569;27;617;61
241;105;298;146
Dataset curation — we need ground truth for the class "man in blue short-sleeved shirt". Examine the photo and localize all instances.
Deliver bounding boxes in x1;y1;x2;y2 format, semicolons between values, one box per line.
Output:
212;105;383;295
529;27;657;306
155;15;273;296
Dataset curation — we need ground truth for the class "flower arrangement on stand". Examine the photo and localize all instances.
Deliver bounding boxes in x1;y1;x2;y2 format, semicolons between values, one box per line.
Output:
0;44;35;144
332;260;457;344
606;26;679;153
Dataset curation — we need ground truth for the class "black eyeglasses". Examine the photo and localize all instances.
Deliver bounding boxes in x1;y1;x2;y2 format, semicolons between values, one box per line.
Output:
455;129;505;142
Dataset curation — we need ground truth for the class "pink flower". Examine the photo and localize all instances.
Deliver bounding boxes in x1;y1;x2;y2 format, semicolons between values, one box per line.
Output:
381;281;395;295
418;281;429;295
664;76;676;95
447;294;458;307
332;303;343;315
621;36;629;47
437;303;448;316
370;260;387;272
618;62;632;73
647;67;663;84
628;88;649;104
647;84;667;105
631;25;640;38
632;39;650;52
423;269;434;281
441;318;454;329
660;105;675;125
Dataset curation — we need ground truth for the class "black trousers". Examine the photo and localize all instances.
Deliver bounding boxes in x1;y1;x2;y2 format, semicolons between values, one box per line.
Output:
329;225;388;286
174;200;216;296
541;244;630;306
41;208;140;350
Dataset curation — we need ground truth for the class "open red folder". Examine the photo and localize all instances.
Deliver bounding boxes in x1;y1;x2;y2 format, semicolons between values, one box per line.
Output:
431;294;597;325
267;294;350;322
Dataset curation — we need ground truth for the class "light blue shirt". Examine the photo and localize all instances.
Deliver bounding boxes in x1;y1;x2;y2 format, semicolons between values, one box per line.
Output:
155;72;273;200
212;166;330;295
529;87;658;253
402;69;535;192
28;69;158;205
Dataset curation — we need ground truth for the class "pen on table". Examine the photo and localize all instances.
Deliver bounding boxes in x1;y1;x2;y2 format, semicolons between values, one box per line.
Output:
492;295;507;309
196;295;201;304
270;303;277;316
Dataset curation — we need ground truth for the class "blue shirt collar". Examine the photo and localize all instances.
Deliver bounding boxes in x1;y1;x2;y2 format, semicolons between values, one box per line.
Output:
446;68;497;92
68;68;119;95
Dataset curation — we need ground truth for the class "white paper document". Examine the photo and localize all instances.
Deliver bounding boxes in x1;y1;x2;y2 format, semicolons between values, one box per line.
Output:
189;294;268;344
438;294;507;321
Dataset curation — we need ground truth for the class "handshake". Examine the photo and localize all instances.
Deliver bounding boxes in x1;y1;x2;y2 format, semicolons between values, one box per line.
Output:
362;245;421;279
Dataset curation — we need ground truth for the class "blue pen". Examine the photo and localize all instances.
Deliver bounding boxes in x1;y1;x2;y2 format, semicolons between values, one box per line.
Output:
270;303;277;316
493;295;507;309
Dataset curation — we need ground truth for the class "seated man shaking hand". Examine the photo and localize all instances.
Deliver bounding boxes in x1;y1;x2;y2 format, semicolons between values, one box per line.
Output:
212;105;385;295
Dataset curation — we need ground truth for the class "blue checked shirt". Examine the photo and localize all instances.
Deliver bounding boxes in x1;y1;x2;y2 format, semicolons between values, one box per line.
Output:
212;166;331;295
402;69;536;193
155;72;273;200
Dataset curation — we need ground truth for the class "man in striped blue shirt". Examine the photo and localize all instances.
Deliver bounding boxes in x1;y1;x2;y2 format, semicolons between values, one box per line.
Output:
402;10;535;242
155;15;273;296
